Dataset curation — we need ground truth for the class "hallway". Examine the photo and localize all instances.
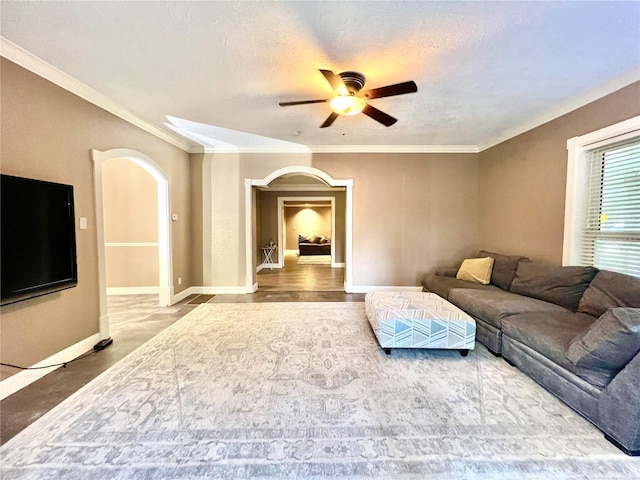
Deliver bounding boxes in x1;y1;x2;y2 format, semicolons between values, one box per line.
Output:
257;252;344;291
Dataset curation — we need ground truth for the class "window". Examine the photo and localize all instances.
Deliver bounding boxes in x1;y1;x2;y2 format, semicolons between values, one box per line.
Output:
564;116;640;277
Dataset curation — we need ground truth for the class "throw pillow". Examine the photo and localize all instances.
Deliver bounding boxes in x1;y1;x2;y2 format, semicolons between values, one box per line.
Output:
577;270;640;318
456;257;494;285
307;233;321;244
566;307;640;388
477;250;529;291
510;261;598;311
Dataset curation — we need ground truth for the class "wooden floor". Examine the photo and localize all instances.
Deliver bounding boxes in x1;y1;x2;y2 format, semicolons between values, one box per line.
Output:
257;253;344;291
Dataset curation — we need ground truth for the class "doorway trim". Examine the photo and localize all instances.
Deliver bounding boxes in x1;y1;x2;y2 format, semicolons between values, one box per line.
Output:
277;196;336;266
245;166;353;293
91;148;173;340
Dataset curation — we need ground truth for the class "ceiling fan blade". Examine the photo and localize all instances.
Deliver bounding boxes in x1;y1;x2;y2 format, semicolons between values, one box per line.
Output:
361;80;417;100
320;112;339;128
279;99;330;106
362;104;397;127
319;69;348;96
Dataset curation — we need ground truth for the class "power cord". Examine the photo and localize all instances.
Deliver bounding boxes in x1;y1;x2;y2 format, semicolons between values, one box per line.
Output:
0;337;113;370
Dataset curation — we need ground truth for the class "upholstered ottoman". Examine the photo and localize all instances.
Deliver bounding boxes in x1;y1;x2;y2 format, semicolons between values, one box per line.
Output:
365;291;476;356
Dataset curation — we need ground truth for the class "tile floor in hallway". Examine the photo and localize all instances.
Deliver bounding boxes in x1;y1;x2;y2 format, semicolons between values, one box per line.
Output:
0;264;364;444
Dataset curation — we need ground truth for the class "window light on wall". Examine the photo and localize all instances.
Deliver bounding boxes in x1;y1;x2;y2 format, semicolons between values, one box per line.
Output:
564;116;640;277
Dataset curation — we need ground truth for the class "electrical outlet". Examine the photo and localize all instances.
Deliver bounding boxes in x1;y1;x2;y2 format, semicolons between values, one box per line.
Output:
178;277;182;285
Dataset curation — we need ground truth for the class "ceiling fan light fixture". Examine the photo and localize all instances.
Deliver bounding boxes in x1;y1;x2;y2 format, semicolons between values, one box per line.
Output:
329;95;366;116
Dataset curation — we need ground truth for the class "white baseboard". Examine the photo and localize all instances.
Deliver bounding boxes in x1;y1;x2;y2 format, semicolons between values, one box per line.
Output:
171;287;195;304
107;286;159;295
189;286;250;295
0;332;102;401
349;285;423;294
258;262;280;270
332;262;346;268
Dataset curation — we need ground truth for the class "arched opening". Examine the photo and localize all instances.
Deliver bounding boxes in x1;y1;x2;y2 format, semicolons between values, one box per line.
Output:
92;148;173;340
245;166;353;293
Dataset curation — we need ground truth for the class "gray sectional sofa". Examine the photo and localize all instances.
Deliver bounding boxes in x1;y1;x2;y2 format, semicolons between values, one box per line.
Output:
422;251;640;456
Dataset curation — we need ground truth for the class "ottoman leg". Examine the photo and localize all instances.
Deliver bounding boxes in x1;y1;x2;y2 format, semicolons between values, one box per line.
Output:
383;348;391;355
459;349;469;357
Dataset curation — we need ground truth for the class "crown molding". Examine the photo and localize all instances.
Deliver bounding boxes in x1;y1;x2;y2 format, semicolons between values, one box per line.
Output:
4;36;636;157
478;67;640;152
203;144;312;154
205;144;478;154
310;144;479;154
0;37;194;153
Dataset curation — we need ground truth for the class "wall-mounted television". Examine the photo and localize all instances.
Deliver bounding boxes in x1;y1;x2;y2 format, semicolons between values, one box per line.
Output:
1;174;78;306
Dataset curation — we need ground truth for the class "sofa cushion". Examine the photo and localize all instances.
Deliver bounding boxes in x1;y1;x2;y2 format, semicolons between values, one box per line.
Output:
478;250;529;290
577;270;640;317
510;261;598;311
566;307;640;388
421;274;498;300
456;257;494;285
434;267;459;278
502;312;595;373
448;288;570;329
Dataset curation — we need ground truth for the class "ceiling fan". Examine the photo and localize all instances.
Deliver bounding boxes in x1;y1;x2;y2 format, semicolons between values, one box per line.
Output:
279;69;418;128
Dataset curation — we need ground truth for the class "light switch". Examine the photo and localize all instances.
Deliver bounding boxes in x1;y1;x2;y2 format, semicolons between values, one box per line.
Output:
80;217;88;230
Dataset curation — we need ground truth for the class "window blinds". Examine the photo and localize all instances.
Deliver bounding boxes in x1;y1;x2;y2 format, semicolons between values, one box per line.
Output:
579;136;640;277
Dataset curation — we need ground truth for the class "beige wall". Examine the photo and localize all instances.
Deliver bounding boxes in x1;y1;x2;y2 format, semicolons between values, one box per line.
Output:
478;82;640;264
189;153;204;286
102;158;159;288
285;206;331;250
312;153;479;285
189;151;478;288
0;59;191;377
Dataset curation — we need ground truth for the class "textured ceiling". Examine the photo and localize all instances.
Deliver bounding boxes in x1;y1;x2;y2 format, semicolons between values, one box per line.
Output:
2;1;639;150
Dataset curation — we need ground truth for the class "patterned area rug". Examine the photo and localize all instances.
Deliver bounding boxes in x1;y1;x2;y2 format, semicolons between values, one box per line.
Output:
298;255;331;265
2;303;639;479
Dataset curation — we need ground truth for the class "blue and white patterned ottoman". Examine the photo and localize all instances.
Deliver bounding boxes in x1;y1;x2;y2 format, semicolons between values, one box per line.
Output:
365;291;476;356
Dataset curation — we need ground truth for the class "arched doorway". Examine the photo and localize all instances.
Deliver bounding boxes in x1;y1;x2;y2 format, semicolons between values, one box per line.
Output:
92;148;173;340
244;166;353;293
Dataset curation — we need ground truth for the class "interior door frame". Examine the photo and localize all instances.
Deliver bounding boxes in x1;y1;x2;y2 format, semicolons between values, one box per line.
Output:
244;166;353;293
92;148;173;340
277;196;336;266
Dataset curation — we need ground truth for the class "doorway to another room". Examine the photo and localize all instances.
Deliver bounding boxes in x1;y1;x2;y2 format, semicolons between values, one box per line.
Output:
255;175;346;292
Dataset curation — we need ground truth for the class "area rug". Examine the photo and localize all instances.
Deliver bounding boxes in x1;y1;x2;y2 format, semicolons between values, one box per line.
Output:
298;255;331;265
2;303;639;479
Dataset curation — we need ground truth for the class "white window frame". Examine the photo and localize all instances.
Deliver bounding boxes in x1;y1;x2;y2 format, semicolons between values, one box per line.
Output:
563;115;640;266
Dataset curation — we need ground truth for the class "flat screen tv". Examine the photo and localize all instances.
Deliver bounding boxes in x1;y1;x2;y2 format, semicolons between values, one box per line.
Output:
1;174;78;306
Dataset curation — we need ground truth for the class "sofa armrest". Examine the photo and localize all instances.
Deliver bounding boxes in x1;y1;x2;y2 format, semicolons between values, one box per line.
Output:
435;267;459;277
598;352;640;454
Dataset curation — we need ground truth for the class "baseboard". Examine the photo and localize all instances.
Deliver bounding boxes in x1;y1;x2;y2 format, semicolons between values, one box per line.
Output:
107;286;159;295
332;262;345;268
259;262;280;270
349;285;423;294
189;286;250;295
172;287;196;304
0;332;101;401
